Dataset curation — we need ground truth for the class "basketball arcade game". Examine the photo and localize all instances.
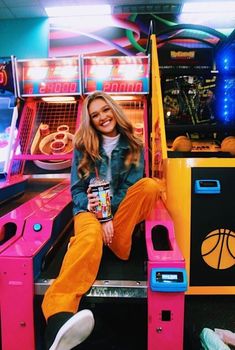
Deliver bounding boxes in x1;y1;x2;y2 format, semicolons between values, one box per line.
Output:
0;56;28;204
150;24;235;296
82;55;187;350
0;57;83;350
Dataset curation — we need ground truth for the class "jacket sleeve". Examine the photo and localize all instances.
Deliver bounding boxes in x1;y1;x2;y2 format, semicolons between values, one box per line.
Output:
70;149;89;216
111;149;144;214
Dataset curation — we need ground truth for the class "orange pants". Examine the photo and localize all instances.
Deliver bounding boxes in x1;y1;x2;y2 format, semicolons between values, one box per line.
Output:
42;178;160;320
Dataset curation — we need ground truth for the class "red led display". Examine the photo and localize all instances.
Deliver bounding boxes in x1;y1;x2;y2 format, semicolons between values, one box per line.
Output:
39;82;78;94
103;80;143;93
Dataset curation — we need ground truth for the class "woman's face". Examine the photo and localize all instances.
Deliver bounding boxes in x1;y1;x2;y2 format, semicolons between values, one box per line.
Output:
88;98;118;137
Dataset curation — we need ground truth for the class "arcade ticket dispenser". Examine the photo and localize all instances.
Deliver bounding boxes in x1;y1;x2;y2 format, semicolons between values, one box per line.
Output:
150;28;235;295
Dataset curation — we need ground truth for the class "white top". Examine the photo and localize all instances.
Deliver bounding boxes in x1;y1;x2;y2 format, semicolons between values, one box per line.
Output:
102;133;120;192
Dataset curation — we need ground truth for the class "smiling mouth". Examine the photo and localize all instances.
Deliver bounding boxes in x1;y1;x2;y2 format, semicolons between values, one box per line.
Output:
100;119;112;126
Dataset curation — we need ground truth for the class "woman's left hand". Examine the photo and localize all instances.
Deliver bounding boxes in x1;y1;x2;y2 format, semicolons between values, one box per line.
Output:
101;220;114;245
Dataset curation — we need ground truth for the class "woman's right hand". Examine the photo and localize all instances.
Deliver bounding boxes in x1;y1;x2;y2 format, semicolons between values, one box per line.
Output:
87;186;99;212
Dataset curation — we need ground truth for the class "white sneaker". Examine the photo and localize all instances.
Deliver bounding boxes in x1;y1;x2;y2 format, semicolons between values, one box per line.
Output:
49;309;95;350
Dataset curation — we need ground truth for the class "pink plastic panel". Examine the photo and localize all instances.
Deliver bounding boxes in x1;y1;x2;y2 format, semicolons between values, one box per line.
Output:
145;200;184;263
0;179;70;253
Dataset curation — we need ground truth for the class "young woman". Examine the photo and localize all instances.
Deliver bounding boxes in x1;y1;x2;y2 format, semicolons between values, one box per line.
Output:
42;91;161;350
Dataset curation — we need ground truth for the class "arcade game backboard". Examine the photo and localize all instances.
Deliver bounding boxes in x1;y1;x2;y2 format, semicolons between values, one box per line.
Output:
150;27;235;295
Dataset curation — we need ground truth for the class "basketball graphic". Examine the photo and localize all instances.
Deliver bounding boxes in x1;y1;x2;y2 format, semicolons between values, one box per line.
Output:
201;228;235;269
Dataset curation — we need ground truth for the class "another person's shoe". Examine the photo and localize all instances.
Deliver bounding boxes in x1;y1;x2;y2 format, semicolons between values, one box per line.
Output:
45;309;95;350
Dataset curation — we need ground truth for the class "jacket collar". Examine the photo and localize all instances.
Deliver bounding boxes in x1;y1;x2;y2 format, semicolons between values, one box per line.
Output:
99;133;130;154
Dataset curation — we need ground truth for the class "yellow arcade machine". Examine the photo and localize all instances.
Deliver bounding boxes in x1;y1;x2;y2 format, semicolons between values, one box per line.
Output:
150;30;235;295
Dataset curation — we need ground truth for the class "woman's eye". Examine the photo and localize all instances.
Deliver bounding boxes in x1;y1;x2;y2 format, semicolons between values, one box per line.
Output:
103;107;110;112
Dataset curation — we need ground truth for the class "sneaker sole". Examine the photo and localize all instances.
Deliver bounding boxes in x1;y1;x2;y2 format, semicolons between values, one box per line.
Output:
49;309;95;350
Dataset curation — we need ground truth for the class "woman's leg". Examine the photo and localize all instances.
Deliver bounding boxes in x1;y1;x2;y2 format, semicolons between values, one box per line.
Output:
42;212;103;321
109;178;160;260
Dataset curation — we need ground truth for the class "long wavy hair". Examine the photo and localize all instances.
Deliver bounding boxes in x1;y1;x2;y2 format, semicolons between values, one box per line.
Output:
74;91;143;178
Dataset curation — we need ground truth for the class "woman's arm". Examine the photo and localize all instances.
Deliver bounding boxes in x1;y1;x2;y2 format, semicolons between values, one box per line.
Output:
70;149;90;216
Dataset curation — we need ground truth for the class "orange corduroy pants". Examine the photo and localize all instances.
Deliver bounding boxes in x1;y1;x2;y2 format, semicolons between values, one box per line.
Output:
42;178;160;320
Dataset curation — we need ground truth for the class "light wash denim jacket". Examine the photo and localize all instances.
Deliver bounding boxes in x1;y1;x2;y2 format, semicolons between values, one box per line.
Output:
70;135;144;217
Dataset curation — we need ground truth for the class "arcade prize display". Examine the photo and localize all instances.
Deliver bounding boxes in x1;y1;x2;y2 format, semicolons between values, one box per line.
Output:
150;31;235;296
82;55;187;350
0;56;28;204
0;57;83;350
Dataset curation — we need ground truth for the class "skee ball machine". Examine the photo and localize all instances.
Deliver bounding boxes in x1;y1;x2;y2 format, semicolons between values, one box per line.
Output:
147;34;187;350
36;55;151;350
0;56;84;350
151;26;235;297
0;56;28;204
82;55;187;350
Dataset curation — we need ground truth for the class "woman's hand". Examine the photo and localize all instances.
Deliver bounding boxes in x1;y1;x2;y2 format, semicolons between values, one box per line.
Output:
101;220;114;245
87;186;99;212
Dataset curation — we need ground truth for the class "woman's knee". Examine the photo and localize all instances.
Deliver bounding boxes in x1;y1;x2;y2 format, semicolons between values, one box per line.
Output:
139;178;161;197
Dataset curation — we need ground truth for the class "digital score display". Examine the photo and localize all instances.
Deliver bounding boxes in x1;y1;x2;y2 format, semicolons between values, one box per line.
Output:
0;57;17;97
156;271;184;283
103;80;143;93
18;57;81;96
83;56;149;94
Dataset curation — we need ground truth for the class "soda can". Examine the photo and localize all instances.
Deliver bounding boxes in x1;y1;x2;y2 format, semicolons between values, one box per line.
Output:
89;178;112;222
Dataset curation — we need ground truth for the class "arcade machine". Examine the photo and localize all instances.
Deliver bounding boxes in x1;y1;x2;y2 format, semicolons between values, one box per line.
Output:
0;56;83;350
35;55;187;350
150;24;235;297
0;56;28;204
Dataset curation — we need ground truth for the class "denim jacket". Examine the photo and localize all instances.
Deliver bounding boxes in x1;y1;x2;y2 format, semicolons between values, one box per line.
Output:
70;135;144;217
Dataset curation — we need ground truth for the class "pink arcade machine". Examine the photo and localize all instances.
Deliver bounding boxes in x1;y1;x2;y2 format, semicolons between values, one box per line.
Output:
0;56;83;350
82;55;187;350
0;54;187;350
0;56;28;204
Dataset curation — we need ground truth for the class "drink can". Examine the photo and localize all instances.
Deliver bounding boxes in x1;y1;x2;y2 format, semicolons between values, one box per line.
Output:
89;178;112;222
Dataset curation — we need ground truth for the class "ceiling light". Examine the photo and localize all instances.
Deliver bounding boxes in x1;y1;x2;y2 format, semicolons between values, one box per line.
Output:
45;5;111;17
182;1;235;13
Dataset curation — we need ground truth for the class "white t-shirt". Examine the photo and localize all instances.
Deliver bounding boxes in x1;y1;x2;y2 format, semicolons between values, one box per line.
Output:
102;134;120;190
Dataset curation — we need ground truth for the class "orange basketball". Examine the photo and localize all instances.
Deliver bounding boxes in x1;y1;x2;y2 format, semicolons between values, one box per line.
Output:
221;136;235;156
172;135;192;152
201;228;235;269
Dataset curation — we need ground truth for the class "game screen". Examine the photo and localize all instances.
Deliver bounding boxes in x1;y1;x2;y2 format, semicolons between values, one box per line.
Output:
83;56;149;94
0;57;17;98
161;75;217;126
0;102;18;174
0;57;18;174
17;57;81;97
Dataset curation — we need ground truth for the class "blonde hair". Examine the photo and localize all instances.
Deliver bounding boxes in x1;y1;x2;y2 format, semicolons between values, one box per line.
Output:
74;91;143;178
